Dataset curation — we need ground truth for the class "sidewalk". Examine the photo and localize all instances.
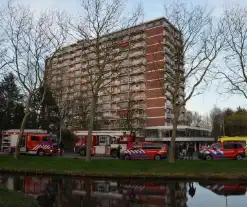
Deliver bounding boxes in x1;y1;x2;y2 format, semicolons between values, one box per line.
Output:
0;151;9;156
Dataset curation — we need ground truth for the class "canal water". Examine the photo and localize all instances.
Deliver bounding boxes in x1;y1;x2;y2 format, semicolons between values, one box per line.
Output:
0;174;247;206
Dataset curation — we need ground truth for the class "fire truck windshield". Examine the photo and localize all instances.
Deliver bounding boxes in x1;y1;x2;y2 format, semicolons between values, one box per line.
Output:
50;134;57;142
77;135;85;141
43;136;51;141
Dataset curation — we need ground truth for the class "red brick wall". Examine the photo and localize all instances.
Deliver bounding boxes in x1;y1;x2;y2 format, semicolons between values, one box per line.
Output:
146;61;164;71
146;70;164;80
146;89;163;98
146;35;163;45
146;117;165;127
146;98;165;108
145;25;165;127
146;79;164;88
146;52;164;62
146;44;163;54
146;108;165;117
146;27;163;36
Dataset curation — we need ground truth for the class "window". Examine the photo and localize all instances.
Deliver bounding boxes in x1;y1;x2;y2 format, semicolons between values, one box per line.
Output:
225;141;246;146
132;145;141;150
143;144;162;150
212;144;221;150
77;135;85;141
145;129;158;138
236;143;243;148
20;135;26;146
43;136;50;141
120;42;129;47
223;143;235;149
30;136;40;141
99;136;107;144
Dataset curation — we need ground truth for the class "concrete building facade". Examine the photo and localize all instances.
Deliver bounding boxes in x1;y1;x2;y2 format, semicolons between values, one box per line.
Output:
45;17;185;133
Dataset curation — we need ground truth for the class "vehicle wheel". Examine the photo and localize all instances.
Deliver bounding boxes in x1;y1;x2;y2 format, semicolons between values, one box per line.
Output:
236;154;243;160
79;149;86;156
205;154;212;160
111;150;118;158
124;154;131;160
154;154;161;160
37;149;45;156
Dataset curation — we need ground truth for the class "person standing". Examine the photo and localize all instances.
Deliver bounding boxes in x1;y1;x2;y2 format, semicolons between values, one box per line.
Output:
59;141;64;156
116;144;122;159
188;142;194;160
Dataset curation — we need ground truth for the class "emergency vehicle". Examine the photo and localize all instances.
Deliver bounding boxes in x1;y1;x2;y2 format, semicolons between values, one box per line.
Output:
1;129;59;156
200;182;247;196
121;142;168;160
71;179;187;207
198;142;245;160
218;136;247;155
73;130;136;157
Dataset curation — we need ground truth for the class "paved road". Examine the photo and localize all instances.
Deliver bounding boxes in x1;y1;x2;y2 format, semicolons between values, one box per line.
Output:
63;152;247;160
1;151;247;160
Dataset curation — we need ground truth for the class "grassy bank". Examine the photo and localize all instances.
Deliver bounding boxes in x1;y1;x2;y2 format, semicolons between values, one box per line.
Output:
0;156;247;179
0;188;37;207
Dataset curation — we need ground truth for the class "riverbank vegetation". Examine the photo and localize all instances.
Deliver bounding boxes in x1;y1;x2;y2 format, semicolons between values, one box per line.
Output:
0;156;247;179
0;188;37;207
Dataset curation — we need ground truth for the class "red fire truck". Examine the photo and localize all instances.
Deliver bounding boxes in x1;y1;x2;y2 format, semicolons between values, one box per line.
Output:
71;179;187;206
73;130;137;157
2;129;59;156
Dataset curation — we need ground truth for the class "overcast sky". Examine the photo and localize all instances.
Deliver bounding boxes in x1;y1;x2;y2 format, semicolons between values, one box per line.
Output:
2;0;247;116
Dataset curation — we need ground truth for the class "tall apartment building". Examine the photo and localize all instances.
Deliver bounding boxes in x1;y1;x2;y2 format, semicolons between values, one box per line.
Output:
45;17;185;133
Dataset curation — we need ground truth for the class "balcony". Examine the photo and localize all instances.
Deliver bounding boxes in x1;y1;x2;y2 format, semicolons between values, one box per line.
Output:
131;34;145;41
165;113;174;119
180;82;185;88
131;58;146;66
166;102;172;109
103;112;111;117
134;96;145;100
133;104;146;109
179;90;185;97
131;77;145;83
133;113;144;118
111;98;120;103
132;42;145;49
130;67;145;74
129;51;144;58
131;86;145;92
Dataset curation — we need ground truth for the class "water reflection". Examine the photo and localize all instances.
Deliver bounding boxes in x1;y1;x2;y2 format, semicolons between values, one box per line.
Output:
0;174;247;207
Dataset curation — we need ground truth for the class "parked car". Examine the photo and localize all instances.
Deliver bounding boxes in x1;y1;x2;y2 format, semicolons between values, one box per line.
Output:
121;142;168;160
198;142;245;160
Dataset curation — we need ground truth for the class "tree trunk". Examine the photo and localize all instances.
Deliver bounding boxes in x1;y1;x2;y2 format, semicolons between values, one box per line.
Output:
14;111;30;160
168;112;179;164
59;122;62;143
167;183;177;207
86;95;96;161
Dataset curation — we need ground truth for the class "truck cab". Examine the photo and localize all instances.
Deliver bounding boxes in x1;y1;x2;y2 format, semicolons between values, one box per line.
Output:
3;129;59;156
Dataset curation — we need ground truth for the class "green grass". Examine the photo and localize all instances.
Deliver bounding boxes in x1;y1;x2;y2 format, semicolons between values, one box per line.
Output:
0;156;247;178
0;188;37;207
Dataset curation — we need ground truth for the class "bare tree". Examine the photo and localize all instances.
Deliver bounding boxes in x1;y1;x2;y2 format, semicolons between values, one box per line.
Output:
72;91;91;130
163;1;223;163
51;80;75;144
217;6;247;99
69;0;143;161
0;1;69;159
119;91;146;132
191;111;202;127
210;106;224;138
199;114;211;129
